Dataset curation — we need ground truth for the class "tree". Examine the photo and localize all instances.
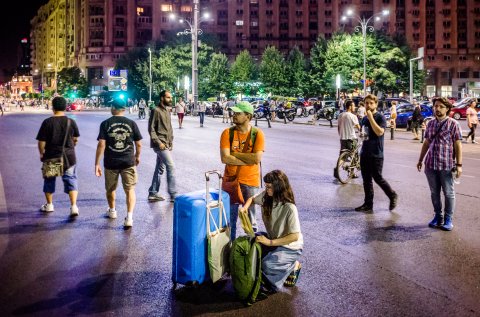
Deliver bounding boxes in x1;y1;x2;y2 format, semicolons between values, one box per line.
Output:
230;50;257;97
259;46;288;96
56;67;89;98
286;46;307;97
319;32;425;96
200;52;231;99
307;37;328;96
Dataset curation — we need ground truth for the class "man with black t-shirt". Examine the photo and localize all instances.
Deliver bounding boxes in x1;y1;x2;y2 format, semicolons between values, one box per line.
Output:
355;94;398;213
36;96;80;216
95;98;142;228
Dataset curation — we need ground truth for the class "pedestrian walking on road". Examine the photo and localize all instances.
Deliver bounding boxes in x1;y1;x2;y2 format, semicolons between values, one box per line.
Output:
240;170;303;293
175;97;186;129
0;101;4;116
355;94;398;213
389;101;397;130
198;101;206;127
466;99;478;144
417;97;463;231
357;101;366;126
411;102;423;140
220;101;265;239
95;98;143;228
36;96;80;216
148;90;177;202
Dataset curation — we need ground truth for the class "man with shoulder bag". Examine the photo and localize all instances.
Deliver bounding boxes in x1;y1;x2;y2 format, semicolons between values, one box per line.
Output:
36;96;80;217
220;101;265;240
417;97;463;231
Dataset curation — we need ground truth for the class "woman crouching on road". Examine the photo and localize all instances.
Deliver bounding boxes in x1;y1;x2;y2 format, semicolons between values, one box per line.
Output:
240;170;303;292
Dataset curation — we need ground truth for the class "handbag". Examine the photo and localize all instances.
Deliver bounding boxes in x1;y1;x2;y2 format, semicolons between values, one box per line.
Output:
42;119;70;179
221;128;253;204
206;172;231;283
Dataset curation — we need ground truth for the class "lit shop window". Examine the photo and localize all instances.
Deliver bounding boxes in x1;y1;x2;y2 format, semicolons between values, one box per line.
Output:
137;7;144;16
236;20;244;26
181;5;192;12
161;5;173;12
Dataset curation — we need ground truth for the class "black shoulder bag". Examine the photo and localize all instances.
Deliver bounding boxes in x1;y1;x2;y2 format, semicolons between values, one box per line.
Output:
42;119;71;178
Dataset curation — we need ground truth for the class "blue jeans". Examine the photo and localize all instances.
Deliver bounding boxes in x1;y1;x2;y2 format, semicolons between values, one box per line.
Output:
230;184;258;240
43;165;78;194
149;148;176;197
425;168;455;218
199;112;205;125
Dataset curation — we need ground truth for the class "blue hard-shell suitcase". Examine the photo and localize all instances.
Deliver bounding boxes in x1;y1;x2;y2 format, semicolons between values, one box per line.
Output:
172;171;230;287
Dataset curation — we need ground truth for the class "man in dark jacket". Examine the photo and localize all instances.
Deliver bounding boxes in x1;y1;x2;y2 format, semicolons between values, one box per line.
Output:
148;90;177;202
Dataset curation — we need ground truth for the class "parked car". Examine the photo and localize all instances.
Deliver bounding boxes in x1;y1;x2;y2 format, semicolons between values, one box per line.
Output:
384;104;433;128
449;97;480;120
66;102;82;111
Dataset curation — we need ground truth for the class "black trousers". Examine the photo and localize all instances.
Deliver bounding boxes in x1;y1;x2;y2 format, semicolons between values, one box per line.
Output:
360;156;395;207
467;124;477;141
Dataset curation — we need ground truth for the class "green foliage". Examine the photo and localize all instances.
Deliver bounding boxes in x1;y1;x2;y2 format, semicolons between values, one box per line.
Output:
259;46;288;96
200;52;232;99
314;32;425;96
286;46;307;96
308;37;328;96
56;67;89;98
230;50;258;97
116;43;214;101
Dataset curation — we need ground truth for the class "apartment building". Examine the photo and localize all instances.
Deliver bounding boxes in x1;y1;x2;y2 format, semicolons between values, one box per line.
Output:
30;0;480;97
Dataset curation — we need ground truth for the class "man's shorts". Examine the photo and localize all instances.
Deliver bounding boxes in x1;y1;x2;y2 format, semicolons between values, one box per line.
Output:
43;165;78;194
105;166;137;192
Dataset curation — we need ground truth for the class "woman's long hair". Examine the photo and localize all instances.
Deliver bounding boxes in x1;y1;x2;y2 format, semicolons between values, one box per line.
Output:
262;170;295;219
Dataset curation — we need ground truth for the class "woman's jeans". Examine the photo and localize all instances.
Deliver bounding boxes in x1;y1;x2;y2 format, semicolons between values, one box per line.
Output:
149;148;176;197
199;112;205;125
425;168;455;218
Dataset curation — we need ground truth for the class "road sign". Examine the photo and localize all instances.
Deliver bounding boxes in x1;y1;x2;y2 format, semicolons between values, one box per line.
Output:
108;69;128;91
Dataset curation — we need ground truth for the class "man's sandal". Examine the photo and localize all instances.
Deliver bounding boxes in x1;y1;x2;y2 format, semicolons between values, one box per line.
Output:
284;263;302;287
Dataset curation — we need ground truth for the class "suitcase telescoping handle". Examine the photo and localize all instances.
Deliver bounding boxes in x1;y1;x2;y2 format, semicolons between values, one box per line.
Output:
205;170;223;206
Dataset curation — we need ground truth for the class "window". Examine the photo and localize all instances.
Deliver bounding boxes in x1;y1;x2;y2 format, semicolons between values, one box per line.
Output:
427;56;435;61
457;71;468;78
309;22;318;30
443;55;451;61
473;71;480;78
443;21;451;28
161;4;172;12
325;21;332;27
412;10;420;16
443;44;451;48
441;86;452;97
325;10;332;16
236;9;243;15
236;20;244;26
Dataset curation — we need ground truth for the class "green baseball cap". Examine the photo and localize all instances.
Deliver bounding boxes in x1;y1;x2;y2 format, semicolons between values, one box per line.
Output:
230;101;254;115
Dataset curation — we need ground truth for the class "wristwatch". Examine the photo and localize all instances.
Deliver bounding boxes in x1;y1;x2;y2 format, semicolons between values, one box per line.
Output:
455;163;462;167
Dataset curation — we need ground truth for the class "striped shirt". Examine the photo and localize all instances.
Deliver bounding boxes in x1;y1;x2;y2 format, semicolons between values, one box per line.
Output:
424;117;462;170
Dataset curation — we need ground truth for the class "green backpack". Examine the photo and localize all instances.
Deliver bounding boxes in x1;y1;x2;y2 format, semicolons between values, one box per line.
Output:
229;236;262;306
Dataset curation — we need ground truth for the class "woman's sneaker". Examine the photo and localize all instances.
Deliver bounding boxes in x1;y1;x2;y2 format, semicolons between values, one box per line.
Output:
40;203;54;213
106;208;117;219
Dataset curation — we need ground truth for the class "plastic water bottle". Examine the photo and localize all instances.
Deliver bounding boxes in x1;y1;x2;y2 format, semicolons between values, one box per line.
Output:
452;167;460;185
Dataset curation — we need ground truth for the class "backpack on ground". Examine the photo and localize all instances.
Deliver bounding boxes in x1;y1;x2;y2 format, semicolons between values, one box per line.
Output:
229;236;262;306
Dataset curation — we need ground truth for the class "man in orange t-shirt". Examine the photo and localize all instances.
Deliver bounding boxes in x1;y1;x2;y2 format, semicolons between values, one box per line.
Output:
220;101;265;239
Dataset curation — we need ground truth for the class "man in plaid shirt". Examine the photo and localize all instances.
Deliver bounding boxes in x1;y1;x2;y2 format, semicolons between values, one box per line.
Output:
417;97;463;231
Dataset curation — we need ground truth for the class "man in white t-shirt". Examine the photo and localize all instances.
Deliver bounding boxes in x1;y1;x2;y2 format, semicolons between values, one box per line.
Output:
338;99;360;152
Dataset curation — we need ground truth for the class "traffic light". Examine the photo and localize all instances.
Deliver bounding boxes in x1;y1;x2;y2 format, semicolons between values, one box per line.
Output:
119;93;125;100
70;92;77;99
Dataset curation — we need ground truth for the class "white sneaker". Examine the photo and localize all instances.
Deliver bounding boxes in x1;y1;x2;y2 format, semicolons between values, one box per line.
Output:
124;217;133;228
106;208;117;219
40;203;54;212
70;205;79;217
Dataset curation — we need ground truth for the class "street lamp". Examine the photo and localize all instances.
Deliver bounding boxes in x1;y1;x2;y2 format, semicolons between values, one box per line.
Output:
148;47;152;105
170;2;211;112
342;9;389;96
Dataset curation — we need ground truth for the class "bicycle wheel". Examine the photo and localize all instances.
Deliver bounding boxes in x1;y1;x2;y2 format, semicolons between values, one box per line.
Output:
336;151;354;184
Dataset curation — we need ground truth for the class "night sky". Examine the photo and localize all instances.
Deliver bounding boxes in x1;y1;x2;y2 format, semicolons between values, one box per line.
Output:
0;0;48;82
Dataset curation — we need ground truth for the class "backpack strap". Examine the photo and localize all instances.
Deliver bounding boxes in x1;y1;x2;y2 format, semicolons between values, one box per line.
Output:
229;126;258;150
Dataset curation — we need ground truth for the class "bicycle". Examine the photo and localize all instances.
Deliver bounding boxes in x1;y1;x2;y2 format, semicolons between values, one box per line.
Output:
334;137;362;184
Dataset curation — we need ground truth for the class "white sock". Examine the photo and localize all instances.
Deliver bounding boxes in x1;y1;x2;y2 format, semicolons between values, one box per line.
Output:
109;207;116;212
127;212;133;220
46;203;53;207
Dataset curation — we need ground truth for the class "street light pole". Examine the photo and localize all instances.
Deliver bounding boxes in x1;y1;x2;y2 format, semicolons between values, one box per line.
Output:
192;0;199;113
148;47;152;104
342;10;389;97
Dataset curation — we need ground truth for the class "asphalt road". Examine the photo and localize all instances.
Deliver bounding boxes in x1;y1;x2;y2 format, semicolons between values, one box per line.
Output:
0;110;479;317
